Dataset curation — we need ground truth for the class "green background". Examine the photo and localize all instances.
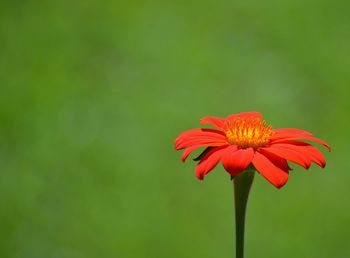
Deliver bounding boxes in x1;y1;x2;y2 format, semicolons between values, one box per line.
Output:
1;1;349;257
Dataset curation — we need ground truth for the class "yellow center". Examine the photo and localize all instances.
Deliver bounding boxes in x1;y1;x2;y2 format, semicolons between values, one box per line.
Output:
224;117;272;148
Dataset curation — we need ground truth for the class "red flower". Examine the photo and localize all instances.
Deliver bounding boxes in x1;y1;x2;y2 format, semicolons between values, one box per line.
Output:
174;112;330;188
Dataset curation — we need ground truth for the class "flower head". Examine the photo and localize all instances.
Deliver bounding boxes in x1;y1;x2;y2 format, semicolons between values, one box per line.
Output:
174;112;330;188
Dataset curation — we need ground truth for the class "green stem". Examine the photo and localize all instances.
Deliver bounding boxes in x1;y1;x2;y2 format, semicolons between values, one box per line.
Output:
233;170;255;258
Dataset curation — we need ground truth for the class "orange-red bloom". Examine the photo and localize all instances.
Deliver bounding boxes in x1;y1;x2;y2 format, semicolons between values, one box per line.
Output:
174;112;330;188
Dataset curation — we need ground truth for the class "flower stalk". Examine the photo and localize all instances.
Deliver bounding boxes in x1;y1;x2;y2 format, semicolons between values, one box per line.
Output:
233;169;255;258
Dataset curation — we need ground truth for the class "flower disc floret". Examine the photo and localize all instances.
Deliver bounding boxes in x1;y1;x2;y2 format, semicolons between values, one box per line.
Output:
224;117;272;148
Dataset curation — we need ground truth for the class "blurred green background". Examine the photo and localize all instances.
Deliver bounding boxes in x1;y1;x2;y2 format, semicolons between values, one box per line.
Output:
1;1;349;257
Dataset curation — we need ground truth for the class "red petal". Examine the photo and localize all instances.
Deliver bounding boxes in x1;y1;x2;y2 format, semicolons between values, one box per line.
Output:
227;111;262;121
270;129;330;152
258;149;290;171
175;129;228;150
252;152;289;189
271;128;313;140
300;136;331;152
300;145;327;168
181;145;202;162
221;146;254;177
200;116;226;130
261;144;311;169
268;141;326;168
195;146;227;180
175;128;225;141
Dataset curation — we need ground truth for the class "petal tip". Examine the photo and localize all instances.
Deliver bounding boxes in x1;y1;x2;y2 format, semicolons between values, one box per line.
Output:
275;183;287;189
271;177;288;189
195;173;204;180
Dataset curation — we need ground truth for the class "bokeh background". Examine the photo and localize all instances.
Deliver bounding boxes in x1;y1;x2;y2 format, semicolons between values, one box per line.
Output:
1;1;349;257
